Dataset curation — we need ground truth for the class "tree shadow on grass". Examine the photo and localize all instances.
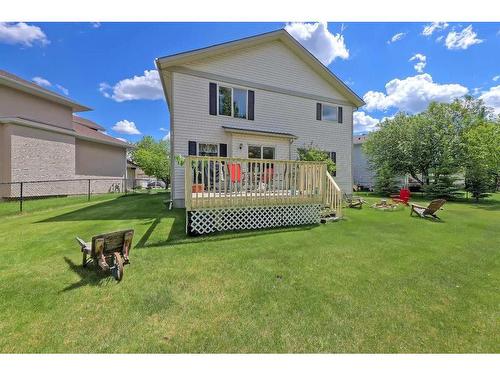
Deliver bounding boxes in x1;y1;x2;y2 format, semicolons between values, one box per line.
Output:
61;257;114;293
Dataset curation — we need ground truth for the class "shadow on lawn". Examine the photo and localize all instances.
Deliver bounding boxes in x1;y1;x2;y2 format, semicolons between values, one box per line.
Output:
40;191;320;248
40;192;169;222
61;257;114;292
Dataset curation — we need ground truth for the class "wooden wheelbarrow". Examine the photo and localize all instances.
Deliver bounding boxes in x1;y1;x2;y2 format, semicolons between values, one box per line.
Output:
76;229;134;281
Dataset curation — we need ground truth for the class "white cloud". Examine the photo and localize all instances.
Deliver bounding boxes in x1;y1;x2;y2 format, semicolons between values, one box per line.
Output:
445;25;483;50
55;84;69;96
112;120;141;135
32;76;51;87
387;32;406;44
32;76;69;95
493;75;500;82
363;73;468;113
285;22;349;65
353;111;381;133
0;22;49;46
479;85;500;115
409;53;427;73
162;132;171;141
422;22;449;36
99;70;163;102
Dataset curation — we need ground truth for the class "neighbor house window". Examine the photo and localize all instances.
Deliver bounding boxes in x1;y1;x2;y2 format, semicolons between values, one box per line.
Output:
248;145;275;160
322;104;338;122
218;85;248;119
198;143;218;157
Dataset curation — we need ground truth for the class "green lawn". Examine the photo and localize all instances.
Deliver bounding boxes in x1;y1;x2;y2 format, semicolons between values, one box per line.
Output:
0;192;498;353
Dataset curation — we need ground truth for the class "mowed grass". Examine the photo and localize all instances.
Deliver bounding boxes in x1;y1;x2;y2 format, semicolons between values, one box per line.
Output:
0;192;498;353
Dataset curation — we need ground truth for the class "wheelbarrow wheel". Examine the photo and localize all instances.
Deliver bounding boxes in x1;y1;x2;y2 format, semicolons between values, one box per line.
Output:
111;252;124;281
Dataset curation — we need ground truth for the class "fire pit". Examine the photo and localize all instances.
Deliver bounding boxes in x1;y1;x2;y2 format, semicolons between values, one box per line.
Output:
371;199;401;211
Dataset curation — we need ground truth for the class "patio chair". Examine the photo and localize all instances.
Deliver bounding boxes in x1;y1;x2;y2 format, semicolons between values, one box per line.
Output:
343;192;366;208
410;199;446;220
390;188;411;205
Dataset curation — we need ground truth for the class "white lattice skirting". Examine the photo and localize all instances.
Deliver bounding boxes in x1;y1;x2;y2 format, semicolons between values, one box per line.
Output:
187;204;322;235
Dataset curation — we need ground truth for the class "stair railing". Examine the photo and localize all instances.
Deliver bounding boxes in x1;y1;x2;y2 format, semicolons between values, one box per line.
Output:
324;170;342;218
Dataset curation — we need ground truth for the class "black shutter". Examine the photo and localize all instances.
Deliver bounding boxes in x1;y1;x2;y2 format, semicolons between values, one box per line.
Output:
248;90;255;120
338;106;343;123
316;103;322;120
188;141;197;156
330;152;337;177
209;82;217;115
219;143;227;157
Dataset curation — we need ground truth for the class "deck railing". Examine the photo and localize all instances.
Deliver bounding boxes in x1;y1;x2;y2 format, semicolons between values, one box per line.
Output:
324;171;342;218
184;156;332;211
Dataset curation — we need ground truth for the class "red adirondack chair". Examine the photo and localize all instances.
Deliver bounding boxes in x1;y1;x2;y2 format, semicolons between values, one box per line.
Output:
391;188;411;205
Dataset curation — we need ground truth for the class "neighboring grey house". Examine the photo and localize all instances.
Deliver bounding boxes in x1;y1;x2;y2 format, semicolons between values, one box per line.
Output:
0;70;131;197
156;29;365;208
352;135;375;190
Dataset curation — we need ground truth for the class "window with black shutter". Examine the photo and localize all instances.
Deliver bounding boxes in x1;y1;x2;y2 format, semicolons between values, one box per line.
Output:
338;107;343;123
209;82;217;115
219;143;228;157
316;103;322;120
248;90;255;120
188;141;197;156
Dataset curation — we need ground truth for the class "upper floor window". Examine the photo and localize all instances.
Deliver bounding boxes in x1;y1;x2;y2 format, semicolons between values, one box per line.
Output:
210;82;254;120
218;85;248;119
322;104;338;122
316;103;343;123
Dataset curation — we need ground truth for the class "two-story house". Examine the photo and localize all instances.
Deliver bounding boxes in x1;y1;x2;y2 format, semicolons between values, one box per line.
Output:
0;69;130;198
156;29;364;234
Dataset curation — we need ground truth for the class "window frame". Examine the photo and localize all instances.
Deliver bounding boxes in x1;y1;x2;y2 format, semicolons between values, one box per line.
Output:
321;103;339;123
247;144;276;160
197;143;219;157
217;83;249;120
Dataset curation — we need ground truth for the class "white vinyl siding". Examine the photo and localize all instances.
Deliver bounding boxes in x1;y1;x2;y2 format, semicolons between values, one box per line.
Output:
170;71;353;204
184;40;345;100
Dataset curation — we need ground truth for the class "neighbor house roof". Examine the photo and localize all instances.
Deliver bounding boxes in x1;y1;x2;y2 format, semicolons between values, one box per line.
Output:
156;29;365;108
353;135;369;144
73;115;105;131
0;116;132;149
0;70;91;112
73;121;131;148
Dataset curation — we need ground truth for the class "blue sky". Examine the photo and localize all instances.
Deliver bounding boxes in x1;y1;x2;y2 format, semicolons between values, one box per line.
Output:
1;22;499;140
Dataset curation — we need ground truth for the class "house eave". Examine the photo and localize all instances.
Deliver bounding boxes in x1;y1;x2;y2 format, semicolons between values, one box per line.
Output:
0;75;91;112
0;117;133;149
222;126;297;140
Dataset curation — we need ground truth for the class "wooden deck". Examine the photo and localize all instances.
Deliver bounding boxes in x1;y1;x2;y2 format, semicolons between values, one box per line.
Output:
184;156;342;217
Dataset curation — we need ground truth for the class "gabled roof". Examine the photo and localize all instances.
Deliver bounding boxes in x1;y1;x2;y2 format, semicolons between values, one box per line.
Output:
155;29;365;108
73;115;105;131
0;70;91;112
72;121;130;148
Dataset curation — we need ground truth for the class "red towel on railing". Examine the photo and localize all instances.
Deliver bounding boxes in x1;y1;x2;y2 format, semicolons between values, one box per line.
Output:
228;163;242;183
